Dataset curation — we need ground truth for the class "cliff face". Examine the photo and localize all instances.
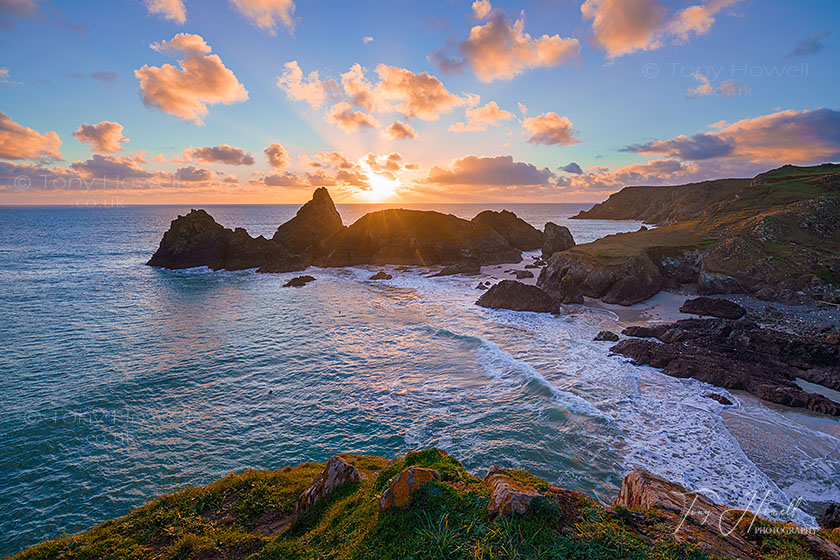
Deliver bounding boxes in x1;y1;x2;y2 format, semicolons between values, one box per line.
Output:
13;448;840;560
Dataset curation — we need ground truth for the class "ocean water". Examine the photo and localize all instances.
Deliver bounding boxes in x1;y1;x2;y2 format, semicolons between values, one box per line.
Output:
0;203;838;556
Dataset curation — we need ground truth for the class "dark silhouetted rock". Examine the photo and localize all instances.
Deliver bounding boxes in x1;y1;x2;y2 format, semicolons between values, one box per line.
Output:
542;222;575;259
704;393;734;406
513;270;534;279
284;275;315;287
475;281;490;290
322;209;521;268
613;318;840;416
369;271;392;280
476;280;561;313
818;504;840;530
147;209;296;271
432;263;482;277
273;187;344;256
594;330;619;342
680;297;746;319
472;210;543;251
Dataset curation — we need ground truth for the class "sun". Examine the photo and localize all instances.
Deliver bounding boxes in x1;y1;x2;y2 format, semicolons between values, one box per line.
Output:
361;171;401;202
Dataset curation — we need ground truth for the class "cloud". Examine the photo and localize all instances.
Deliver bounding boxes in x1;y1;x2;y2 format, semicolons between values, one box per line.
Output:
522;112;580;146
183;144;255;165
560;162;583;174
90;71;118;83
472;0;491;19
789;30;830;57
229;0;296;34
382;121;418;140
276;60;340;109
626;133;734;160
134;33;249;124
373;64;465;120
0;0;40;30
426;155;553;186
0;111;62;161
144;0;186;24
341;63;375;111
582;0;738;58
626;108;840;165
174;165;214;182
363;36;374;44
326;101;380;132
450;101;513;132
72;121;128;153
687;71;746;98
566;159;692;191
437;10;580;82
262;171;301;187
264;143;289;168
70;154;154;179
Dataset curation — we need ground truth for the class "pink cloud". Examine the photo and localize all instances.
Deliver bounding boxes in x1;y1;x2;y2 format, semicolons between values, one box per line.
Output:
373;64;465;120
134;33;249;124
382;121;418;140
276;61;340;109
264;143;289;168
185;144;255;165
326;101;380;132
144;0;186;24
472;0;492;19
522;112;581;146
0;111;62;161
426;155;553;186
229;0;296;34
72;121;128;153
450;101;513;132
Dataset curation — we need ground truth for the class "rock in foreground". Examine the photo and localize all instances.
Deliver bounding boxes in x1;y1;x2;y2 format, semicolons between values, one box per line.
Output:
680;297;746;319
472;209;544;251
476;280;561;313
542;222;575;259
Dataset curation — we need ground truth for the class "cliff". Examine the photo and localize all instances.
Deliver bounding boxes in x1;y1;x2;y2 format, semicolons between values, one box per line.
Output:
11;448;840;560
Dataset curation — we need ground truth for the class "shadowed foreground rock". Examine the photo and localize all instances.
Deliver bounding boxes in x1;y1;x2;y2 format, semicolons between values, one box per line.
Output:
476;280;561;313
680;297;746;319
613;318;840;416
542;222;575;259
472;209;544;251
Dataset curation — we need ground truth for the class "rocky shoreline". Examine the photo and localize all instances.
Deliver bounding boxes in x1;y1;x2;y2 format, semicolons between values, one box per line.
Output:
11;448;840;560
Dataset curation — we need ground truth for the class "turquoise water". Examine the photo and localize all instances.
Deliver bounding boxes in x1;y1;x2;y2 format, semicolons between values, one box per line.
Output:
1;204;838;556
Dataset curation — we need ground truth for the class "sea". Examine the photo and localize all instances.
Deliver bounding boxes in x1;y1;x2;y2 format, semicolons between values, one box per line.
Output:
1;203;838;556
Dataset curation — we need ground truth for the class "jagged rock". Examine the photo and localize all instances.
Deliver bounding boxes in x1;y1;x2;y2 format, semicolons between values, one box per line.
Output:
369;271;392;280
475;281;490;290
484;466;541;517
538;251;663;305
284;275;315;287
273;187;345;256
613;318;840;416
542;222;575;259
476;280;561;314
513;270;534;279
472;210;543;251
147;209;296;271
295;456;362;515
680;297;746;319
818;504;840;530
704;393;734;405
378;467;440;510
323;209;521;268
432;263;482;277
594;330;619;342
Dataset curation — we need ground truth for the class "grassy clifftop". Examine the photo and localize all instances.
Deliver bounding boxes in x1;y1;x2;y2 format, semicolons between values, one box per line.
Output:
10;449;840;560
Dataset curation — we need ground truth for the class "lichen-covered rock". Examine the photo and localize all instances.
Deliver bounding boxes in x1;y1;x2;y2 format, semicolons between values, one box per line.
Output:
295;456;362;514
476;280;561;314
484;466;541;517
378;467;440;510
472;210;543;251
542;222;575;259
680;296;746;319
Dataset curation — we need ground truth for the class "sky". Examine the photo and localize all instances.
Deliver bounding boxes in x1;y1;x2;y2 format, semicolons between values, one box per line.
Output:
0;0;838;205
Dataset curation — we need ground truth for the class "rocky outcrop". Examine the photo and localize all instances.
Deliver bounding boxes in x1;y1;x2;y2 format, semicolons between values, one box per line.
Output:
378;466;440;510
476;280;561;313
542;222;575;259
818;504;840;530
284;275;315;287
680;297;746;319
432;263;482;277
322;209;522;268
369;271;392;280
613;318;840;416
538;251;663;305
484;466;542;517
295;456;363;515
472;210;543;251
272;187;345;256
594;330;619;342
147;209;298;271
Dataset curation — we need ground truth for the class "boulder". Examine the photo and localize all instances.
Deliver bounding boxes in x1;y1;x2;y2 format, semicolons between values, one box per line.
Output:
484;466;541;517
472;210;543;251
295;456;362;515
432;263;482;277
284;275;315;287
513;270;534;279
680;297;746;319
378;467;440;510
704;393;734;406
273;187;345;256
476;280;561;314
818;504;840;530
542;223;575;259
147;209;296;271
322;209;521;268
369;271;392;280
594;330;620;342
